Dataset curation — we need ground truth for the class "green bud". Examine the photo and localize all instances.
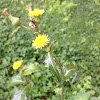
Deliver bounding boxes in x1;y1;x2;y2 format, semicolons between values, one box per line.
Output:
8;15;21;26
34;16;40;24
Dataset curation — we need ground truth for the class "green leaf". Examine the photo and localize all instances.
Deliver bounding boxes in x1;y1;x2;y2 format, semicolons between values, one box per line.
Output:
48;50;62;82
90;96;100;100
23;63;41;75
10;74;25;85
12;86;28;100
94;0;100;5
72;91;91;100
64;69;76;81
63;64;77;81
64;63;77;70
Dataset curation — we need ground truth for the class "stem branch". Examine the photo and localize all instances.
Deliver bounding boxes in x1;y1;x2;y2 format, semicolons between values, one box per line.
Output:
20;24;34;32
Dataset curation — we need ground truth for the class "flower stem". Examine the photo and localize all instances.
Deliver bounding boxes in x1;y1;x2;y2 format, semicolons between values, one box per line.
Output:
21;85;27;96
51;50;65;100
24;76;29;100
20;24;34;32
27;89;29;100
49;49;61;82
61;77;64;100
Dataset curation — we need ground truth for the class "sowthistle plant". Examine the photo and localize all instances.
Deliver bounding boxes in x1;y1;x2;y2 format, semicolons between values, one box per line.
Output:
2;5;77;100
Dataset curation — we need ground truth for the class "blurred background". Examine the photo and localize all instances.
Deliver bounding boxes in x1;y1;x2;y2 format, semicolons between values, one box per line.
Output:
0;0;100;100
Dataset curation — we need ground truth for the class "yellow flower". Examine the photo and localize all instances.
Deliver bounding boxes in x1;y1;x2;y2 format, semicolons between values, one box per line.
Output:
32;34;49;49
13;60;23;70
28;9;44;17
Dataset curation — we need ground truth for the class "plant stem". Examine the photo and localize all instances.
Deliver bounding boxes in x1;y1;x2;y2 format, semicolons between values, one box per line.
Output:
51;50;65;100
24;76;29;100
61;75;64;100
61;85;64;100
49;50;61;82
20;24;34;32
27;89;29;100
21;85;27;96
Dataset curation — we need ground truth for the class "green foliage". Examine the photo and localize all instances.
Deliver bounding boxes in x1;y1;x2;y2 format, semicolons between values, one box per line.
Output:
23;63;41;75
90;96;100;100
71;91;100;100
71;91;92;100
12;87;28;100
72;76;92;94
0;0;100;100
10;74;25;85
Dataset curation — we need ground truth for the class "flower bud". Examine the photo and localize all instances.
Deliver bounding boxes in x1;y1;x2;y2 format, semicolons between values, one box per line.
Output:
27;5;32;12
2;10;21;26
8;15;21;26
2;10;9;16
34;17;40;24
29;22;32;28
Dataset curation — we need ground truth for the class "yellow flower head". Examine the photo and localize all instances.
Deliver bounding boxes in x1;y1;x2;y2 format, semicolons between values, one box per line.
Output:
28;9;44;17
32;34;49;49
13;60;23;70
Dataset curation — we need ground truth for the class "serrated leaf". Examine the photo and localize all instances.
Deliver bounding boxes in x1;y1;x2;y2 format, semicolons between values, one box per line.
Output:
90;96;100;100
64;63;77;70
72;91;91;100
12;86;28;100
64;69;76;81
63;64;77;81
10;74;25;85
48;51;62;82
23;63;41;75
71;72;77;83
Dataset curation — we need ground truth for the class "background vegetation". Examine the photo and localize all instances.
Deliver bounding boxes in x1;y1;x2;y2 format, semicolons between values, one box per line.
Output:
0;0;100;100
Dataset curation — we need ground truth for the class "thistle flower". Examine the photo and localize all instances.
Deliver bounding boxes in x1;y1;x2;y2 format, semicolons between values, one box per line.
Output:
28;9;44;17
32;34;49;49
2;10;20;26
13;60;23;70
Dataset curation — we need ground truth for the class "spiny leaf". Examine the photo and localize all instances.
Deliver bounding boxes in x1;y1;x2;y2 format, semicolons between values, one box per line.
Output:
12;86;29;100
10;74;25;85
23;63;41;75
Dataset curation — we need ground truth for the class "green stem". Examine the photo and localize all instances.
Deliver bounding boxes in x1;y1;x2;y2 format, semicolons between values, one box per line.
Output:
53;55;64;75
20;24;34;32
48;48;65;99
61;76;64;100
48;52;58;82
49;49;61;82
61;84;64;100
52;51;65;100
24;76;29;100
